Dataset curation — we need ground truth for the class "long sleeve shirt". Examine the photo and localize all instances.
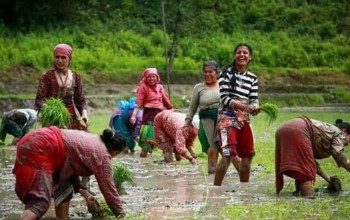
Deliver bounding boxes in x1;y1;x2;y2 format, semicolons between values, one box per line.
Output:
219;64;259;108
154;110;197;156
60;129;124;216
311;119;347;167
186;82;220;121
35;69;88;115
136;83;173;110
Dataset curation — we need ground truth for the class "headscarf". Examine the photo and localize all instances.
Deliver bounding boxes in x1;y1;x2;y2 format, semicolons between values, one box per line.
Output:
117;100;129;110
128;97;137;110
141;68;160;85
53;43;73;60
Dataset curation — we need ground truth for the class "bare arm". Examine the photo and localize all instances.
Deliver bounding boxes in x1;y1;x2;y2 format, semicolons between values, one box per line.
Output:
331;148;350;172
315;160;331;183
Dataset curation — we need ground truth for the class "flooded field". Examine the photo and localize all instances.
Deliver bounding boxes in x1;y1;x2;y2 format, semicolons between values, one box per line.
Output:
0;144;277;220
1;110;350;219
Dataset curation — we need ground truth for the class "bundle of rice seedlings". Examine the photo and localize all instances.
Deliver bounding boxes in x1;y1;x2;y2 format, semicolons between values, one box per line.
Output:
113;164;135;195
259;102;278;125
196;152;208;159
40;98;71;128
96;199;111;217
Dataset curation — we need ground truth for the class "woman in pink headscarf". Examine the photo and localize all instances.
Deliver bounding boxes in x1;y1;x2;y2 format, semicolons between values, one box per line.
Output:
35;43;89;131
130;68;173;157
34;43;91;216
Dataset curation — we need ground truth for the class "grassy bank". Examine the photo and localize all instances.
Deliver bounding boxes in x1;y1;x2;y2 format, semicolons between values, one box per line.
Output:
1;26;350;85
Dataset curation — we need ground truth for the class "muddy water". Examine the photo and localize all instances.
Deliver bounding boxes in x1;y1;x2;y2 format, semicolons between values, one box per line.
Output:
0;145;278;220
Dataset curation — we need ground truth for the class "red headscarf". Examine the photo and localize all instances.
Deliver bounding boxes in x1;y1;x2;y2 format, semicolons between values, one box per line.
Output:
53;43;73;60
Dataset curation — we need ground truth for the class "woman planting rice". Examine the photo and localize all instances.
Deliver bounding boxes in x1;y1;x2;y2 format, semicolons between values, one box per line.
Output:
154;110;198;164
275;117;350;196
13;127;126;219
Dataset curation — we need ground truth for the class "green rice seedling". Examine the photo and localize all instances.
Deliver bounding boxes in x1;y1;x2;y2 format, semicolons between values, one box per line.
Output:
94;164;135;218
95;199;147;219
196;152;207;159
113;164;135;195
91;199;109;218
259;102;278;125
40;98;71;128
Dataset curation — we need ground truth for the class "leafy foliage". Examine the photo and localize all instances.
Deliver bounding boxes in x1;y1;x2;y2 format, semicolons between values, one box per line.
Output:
0;0;350;83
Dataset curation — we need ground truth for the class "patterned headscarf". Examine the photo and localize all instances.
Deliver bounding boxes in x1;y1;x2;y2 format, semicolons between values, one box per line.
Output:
53;43;73;59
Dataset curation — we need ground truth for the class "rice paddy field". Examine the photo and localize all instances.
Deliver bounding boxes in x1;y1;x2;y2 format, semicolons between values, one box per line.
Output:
1;110;350;219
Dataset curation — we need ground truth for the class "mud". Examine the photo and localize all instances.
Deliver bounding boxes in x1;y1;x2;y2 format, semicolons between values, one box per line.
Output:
0;145;275;220
0;144;348;219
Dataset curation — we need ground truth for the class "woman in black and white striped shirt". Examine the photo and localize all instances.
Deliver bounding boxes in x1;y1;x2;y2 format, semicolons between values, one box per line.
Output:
214;43;261;186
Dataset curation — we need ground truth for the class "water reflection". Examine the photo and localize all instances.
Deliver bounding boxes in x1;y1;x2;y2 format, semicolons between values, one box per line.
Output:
0;146;249;219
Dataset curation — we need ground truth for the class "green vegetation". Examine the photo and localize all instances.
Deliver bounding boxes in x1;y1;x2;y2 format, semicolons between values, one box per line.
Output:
219;197;350;220
259;102;279;125
96;164;135;218
0;0;349;85
113;164;135;195
39;98;71;128
1;1;350;107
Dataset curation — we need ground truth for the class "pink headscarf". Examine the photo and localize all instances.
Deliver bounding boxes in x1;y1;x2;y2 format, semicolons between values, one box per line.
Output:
53;43;73;59
141;68;160;85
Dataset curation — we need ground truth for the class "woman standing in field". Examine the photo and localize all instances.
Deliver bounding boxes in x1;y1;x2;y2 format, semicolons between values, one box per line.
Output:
35;43;89;130
275;117;350;196
185;60;227;174
13;127;126;219
214;43;260;186
34;43;92;208
130;68;173;157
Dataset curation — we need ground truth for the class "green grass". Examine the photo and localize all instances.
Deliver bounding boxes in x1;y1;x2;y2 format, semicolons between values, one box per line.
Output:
219;196;350;219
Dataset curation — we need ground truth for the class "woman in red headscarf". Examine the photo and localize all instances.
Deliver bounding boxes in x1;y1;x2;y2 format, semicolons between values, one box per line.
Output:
35;43;89;131
130;68;173;157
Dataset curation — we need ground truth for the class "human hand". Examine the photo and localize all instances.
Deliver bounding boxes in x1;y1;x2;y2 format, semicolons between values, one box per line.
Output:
82;116;90;125
230;101;247;112
86;196;104;217
328;176;342;192
80;110;90;127
250;106;261;116
189;157;196;165
78;116;89;129
130;116;136;125
188;148;197;158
